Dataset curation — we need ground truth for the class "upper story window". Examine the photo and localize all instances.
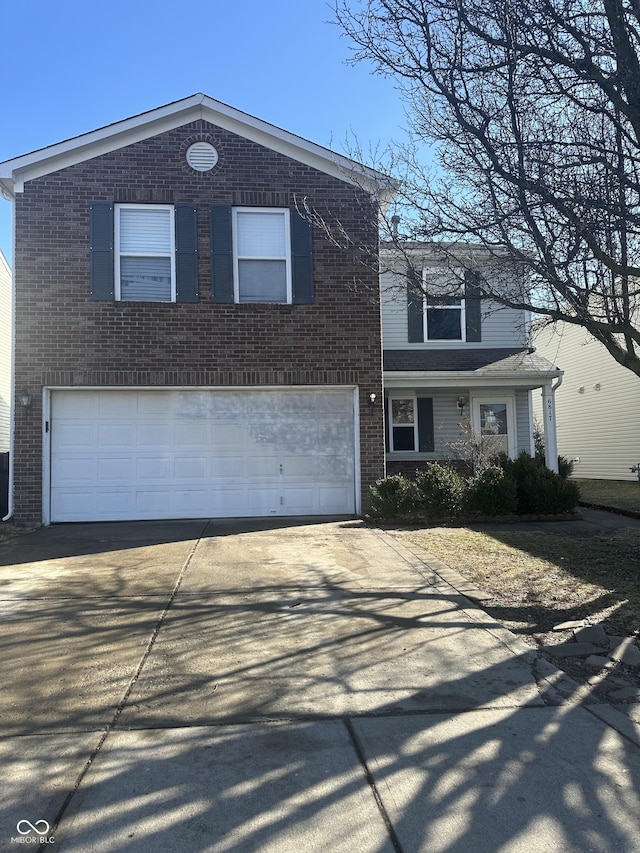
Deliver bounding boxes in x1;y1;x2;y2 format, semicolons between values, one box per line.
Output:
407;268;482;344
115;204;176;302
425;294;466;341
89;201;311;305
233;208;291;303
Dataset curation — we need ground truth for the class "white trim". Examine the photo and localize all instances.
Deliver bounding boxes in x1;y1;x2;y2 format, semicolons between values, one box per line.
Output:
1;245;14;521
232;207;292;304
0;94;395;200
114;204;176;302
352;388;362;515
42;389;51;526
384;370;562;389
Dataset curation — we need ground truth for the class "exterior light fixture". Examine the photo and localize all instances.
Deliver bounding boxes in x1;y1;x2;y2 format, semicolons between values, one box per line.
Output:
456;395;468;413
18;389;33;409
368;393;377;408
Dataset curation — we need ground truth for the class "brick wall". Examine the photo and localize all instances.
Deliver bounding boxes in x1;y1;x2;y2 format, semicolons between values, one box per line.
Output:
13;120;384;523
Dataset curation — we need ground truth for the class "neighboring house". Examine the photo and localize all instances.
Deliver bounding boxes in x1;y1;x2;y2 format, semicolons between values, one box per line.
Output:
0;251;10;455
0;94;389;525
534;322;640;481
380;245;563;474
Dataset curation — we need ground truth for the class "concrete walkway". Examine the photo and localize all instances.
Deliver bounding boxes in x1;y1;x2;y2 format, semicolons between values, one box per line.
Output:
1;517;640;852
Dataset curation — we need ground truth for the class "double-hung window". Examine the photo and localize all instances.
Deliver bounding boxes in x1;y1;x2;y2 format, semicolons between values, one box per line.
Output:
233;208;291;303
425;293;465;341
407;268;481;343
115;204;176;302
390;397;418;451
387;395;434;453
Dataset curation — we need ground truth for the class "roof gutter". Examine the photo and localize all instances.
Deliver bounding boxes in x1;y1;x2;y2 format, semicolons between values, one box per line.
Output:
2;232;14;522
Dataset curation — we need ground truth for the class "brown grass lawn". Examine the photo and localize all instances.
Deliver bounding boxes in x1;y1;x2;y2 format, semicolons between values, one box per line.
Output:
575;478;640;514
405;525;640;638
402;516;640;693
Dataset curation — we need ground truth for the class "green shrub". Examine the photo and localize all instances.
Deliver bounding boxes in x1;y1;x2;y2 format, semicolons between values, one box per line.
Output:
369;474;417;517
500;452;580;514
469;465;518;516
414;463;467;519
534;423;574;478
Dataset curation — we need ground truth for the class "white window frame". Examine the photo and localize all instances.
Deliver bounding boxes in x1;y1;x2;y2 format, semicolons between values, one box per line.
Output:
232;207;292;304
388;394;419;452
114;203;176;302
422;271;466;341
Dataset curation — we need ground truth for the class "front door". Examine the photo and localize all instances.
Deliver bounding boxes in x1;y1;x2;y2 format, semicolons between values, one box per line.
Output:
471;396;517;460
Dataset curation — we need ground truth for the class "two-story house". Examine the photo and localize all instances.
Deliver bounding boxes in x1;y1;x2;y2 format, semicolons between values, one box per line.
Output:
0;94;390;525
380;245;563;474
0;96;563;527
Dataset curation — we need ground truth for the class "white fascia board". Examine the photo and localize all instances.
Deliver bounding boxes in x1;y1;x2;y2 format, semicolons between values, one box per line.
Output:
0;93;395;198
384;370;562;389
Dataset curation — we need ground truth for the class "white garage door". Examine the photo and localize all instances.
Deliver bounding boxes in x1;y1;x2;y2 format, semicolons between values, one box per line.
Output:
49;389;357;522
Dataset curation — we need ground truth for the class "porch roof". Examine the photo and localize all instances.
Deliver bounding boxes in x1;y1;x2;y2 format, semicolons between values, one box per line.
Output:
383;347;562;389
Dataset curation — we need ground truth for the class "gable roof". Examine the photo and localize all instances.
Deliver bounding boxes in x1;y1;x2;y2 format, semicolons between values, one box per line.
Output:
0;93;396;200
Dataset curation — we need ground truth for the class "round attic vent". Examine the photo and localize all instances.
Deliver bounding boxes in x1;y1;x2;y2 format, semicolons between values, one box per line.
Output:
186;142;218;172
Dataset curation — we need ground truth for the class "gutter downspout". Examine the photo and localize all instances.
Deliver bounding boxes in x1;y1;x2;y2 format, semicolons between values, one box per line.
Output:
542;374;563;474
2;201;15;522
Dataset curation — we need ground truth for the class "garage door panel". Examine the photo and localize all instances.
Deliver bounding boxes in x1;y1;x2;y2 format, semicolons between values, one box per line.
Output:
211;456;245;477
137;425;172;447
52;424;95;451
97;458;133;481
319;486;353;513
97;424;134;447
50;389;357;522
97;491;136;516
97;392;137;416
136;457;171;480
174;457;209;480
52;457;96;482
137;393;173;415
211;425;246;446
174;423;209;446
282;455;315;478
247;455;281;478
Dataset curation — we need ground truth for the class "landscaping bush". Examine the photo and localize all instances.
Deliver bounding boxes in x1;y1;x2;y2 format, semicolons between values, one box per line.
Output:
414;463;467;520
469;465;518;516
534;424;574;478
369;474;417;517
500;452;580;514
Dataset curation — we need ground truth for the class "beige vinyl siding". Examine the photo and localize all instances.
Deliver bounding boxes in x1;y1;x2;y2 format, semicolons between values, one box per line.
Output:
534;323;640;480
381;271;528;349
0;253;10;454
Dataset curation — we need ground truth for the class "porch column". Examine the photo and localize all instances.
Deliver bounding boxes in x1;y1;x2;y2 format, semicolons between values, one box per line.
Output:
542;383;559;473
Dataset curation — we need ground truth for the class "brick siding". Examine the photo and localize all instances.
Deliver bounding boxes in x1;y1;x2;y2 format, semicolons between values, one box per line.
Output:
13;120;384;523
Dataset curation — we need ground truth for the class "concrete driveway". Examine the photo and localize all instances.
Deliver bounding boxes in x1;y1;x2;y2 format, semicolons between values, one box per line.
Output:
1;517;640;852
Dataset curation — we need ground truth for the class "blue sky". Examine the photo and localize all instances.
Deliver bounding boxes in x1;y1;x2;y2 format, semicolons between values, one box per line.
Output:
0;0;408;265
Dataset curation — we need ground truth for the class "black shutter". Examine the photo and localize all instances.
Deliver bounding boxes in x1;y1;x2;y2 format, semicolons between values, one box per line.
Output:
465;270;482;342
291;208;314;304
89;201;114;301
175;204;198;303
417;397;434;452
407;266;424;342
210;205;234;303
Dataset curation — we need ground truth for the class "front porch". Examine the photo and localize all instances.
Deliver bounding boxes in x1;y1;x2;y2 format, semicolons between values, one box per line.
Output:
383;348;563;476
